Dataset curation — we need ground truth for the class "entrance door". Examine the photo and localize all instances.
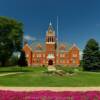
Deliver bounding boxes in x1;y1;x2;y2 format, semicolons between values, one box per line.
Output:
48;59;53;65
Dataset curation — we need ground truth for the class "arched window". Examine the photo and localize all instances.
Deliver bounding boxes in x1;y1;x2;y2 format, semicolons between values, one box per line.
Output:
72;57;76;64
52;36;53;42
48;37;49;42
50;36;52;42
47;37;49;42
53;37;55;42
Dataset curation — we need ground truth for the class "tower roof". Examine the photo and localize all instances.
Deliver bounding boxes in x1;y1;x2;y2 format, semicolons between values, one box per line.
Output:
46;22;55;36
49;21;52;26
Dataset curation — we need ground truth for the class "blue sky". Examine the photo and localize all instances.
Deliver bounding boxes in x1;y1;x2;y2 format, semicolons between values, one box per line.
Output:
0;0;100;50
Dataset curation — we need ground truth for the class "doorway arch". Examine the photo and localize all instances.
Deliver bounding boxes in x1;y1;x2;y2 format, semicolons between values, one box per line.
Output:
48;59;53;65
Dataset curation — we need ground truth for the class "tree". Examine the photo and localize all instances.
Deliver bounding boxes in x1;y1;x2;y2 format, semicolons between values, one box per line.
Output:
18;50;28;66
0;16;23;66
82;39;100;71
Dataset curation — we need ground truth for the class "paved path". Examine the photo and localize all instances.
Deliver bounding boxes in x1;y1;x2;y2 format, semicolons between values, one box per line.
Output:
0;87;100;91
0;72;23;76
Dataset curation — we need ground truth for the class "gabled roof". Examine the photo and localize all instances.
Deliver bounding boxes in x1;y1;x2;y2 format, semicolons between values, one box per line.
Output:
36;43;43;50
30;41;45;52
70;43;79;50
59;44;66;51
57;43;72;52
23;43;32;51
28;41;78;52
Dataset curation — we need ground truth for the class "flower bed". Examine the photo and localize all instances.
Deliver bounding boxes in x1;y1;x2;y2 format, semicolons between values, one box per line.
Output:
0;90;100;100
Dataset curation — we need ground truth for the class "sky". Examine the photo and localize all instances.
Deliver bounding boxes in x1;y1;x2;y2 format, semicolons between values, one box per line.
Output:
0;0;100;50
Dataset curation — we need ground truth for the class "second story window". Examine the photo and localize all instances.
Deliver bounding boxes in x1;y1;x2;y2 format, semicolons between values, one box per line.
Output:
73;54;77;57
37;54;41;57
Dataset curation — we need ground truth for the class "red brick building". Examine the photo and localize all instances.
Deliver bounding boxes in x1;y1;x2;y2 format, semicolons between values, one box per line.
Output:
23;22;80;66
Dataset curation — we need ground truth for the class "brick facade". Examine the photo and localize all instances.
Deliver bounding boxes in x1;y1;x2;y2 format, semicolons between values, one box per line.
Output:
23;22;80;66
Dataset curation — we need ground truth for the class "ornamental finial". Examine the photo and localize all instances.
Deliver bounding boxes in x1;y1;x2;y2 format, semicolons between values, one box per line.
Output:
49;21;52;26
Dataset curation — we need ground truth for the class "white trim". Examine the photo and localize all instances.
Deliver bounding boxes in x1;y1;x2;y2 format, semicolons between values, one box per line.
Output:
47;54;55;59
46;42;55;44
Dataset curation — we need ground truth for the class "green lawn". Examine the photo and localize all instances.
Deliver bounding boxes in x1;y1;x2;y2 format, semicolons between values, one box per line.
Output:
0;66;100;87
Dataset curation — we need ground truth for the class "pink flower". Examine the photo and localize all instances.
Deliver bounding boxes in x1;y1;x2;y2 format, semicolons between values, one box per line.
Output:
0;90;100;100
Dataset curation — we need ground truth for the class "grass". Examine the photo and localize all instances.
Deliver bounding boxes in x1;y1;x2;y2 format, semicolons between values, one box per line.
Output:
0;66;100;87
0;66;46;73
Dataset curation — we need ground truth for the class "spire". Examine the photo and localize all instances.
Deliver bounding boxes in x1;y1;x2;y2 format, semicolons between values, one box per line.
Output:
48;21;53;32
46;21;55;36
73;43;76;47
49;21;52;26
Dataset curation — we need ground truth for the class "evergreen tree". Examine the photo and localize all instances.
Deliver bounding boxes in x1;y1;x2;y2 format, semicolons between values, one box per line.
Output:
82;39;100;71
18;50;28;67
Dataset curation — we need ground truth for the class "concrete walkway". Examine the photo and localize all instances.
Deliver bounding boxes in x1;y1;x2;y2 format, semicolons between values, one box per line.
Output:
0;72;23;76
0;87;100;91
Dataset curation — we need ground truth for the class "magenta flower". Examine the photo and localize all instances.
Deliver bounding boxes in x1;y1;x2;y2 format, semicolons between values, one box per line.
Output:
0;90;100;100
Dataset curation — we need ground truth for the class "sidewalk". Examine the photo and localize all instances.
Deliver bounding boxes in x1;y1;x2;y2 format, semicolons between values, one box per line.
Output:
0;87;100;91
0;72;23;76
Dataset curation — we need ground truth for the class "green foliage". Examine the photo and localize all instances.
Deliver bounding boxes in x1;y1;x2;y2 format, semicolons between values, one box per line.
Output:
0;16;23;66
0;66;47;73
8;54;19;66
18;50;28;67
82;39;100;71
0;39;14;66
56;66;81;73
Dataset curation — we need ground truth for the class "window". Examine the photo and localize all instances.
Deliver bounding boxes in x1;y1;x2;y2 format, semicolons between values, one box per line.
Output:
43;60;45;63
73;54;77;57
50;37;51;42
60;53;64;57
56;60;58;63
60;54;62;57
33;59;35;63
37;58;40;63
43;54;45;57
48;37;49;42
47;54;54;59
33;54;35;57
37;54;41;57
26;55;29;57
72;57;76;64
60;58;64;63
67;60;69;63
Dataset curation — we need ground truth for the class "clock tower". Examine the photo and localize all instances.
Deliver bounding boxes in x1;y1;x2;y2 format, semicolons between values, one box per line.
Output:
45;22;57;65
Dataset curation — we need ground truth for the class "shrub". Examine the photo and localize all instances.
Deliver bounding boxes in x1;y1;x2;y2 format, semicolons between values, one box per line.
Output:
18;50;28;67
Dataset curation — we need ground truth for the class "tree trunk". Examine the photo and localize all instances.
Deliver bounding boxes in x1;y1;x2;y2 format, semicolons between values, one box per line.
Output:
1;60;5;66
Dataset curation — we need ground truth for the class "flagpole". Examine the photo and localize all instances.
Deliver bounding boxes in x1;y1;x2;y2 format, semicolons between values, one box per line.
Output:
57;16;59;52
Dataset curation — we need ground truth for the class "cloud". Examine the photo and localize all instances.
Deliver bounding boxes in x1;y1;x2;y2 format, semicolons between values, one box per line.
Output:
24;35;36;41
